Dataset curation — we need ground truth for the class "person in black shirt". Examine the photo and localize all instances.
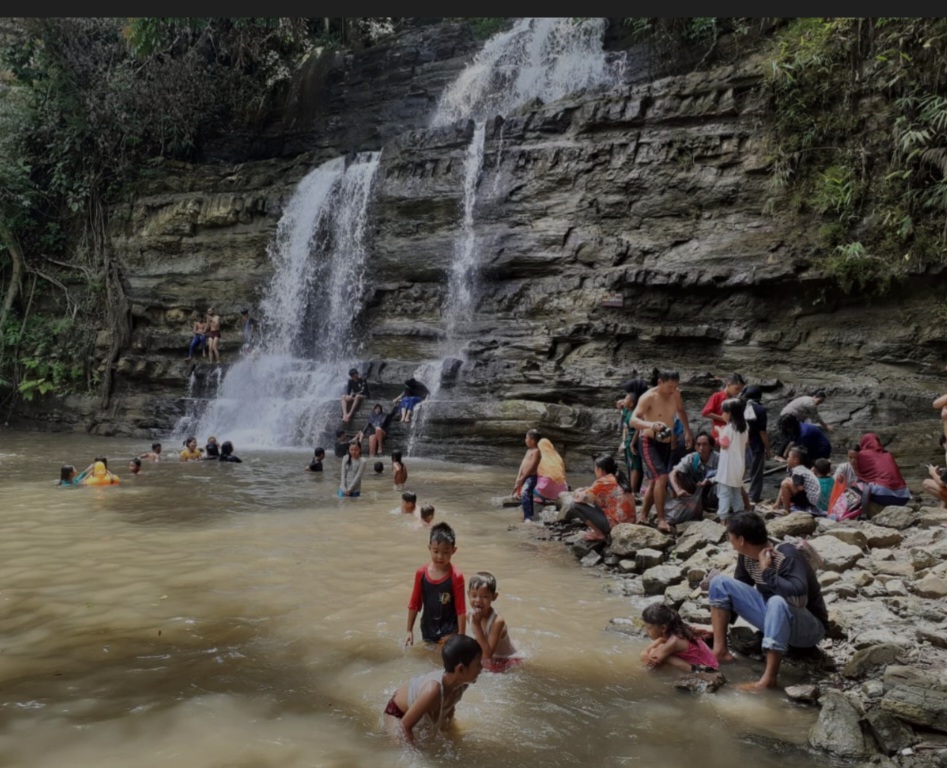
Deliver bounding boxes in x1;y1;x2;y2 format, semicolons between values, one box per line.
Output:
334;429;353;458
742;386;771;503
305;447;326;472
218;441;243;463
356;403;392;457
341;367;370;424
394;377;431;423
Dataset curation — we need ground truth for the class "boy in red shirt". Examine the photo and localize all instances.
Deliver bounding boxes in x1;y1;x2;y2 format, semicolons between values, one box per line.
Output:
405;522;466;646
702;373;745;440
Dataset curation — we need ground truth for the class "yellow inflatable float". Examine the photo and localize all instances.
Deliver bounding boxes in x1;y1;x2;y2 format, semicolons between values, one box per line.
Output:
82;461;120;486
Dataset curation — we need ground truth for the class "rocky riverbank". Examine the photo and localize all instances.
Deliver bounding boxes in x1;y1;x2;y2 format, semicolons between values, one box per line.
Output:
529;499;947;767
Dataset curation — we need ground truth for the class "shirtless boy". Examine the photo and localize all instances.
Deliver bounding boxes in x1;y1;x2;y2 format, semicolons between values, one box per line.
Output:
206;308;222;364
511;429;542;523
630;370;694;532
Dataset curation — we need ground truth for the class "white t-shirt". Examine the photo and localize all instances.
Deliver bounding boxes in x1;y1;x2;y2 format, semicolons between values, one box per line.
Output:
717;423;748;487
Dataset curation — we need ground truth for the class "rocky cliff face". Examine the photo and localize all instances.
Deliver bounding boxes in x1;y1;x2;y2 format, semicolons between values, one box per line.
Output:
16;21;947;476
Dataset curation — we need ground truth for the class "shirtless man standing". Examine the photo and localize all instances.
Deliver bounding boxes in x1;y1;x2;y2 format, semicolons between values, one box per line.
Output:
512;429;542;523
630;370;694;533
206;308;222;364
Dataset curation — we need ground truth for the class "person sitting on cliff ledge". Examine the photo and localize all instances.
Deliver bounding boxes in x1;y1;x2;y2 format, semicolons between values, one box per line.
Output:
341;368;370;424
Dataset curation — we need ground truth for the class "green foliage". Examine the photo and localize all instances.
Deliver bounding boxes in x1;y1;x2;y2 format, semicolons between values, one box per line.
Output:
823;242;901;295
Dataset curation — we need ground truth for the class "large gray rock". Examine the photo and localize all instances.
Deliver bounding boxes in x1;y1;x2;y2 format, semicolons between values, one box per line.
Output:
641;564;684;595
672;519;726;559
881;686;947;732
809;691;871;759
864;709;916;755
861;523;903;549
870;507;915;530
608;523;673;557
841;644;905;679
810;536;864;572
635;548;666;570
767;512;818;538
915;574;947;599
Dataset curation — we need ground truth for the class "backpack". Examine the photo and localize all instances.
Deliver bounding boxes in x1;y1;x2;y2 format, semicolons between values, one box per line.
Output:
829;481;864;522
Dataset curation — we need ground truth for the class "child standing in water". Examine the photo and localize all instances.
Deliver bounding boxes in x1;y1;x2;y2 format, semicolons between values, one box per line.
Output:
716;398;748;520
305;447;325;472
405;522;466;646
383;634;483;744
391;449;407;491
640;603;718;672
465;572;522;672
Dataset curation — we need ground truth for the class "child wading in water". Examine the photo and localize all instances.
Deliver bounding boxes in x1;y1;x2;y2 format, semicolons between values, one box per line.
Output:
405;522;466;646
392;449;407;491
716;397;748;520
384;634;483;744
465;571;522;672
640;603;719;673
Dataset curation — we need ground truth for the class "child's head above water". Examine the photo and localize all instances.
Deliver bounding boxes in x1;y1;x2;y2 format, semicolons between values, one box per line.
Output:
313;446;325;460
129;457;142;474
419;504;435;524
441;633;482;676
813;457;832;477
373;461;384;474
641;603;696;643
59;464;76;484
401;491;417;513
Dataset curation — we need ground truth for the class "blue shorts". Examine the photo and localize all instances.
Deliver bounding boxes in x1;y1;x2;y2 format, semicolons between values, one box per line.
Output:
337;490;361;498
400;396;422;412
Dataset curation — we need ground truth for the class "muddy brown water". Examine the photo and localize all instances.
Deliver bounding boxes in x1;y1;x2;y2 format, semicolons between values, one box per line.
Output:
0;430;839;767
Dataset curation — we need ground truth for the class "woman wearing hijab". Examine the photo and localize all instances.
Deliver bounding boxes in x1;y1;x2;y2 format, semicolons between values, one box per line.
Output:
532;437;569;506
854;433;910;508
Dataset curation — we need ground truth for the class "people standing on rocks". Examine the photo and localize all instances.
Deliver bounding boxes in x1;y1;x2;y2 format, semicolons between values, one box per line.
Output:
708;511;828;691
630;369;694;533
533;437;568;507
716;398;749;521
774;446;822;515
779;389;833;433
340;368;370;424
778;414;831;466
186;312;207;361
404;521;466;647
666;430;719;525
394;377;431;423
701;373;745;441
618;378;650;493
852;432;910;508
338;441;366;497
566;454;635;542
640;603;718;673
511;429;542;523
742;385;771;504
206;308;222;364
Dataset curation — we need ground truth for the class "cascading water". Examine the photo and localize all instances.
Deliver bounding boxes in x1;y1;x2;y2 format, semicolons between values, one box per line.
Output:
173;152;381;449
401;18;625;454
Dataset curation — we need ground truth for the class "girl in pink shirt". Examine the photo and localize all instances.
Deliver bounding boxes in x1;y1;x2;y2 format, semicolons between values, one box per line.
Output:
640;604;718;673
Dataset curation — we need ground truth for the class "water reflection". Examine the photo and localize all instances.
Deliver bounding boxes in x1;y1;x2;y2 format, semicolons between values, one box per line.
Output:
0;431;828;767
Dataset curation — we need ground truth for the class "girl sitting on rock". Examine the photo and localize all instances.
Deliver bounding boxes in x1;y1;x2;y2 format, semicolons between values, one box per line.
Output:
640;603;718;673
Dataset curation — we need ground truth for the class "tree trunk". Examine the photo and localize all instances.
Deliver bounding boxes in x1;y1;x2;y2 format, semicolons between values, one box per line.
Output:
0;224;25;332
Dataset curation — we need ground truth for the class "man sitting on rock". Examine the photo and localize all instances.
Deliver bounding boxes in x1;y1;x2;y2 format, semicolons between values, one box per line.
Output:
708;511;828;691
666;430;719;526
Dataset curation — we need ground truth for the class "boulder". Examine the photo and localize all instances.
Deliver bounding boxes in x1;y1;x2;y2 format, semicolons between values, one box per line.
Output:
672;519;726;559
884;666;947;693
663;582;693;609
915;574;947;599
608;523;673;556
809;691;872;759
861;523;903;548
674;671;726;693
618;559;637;574
641;564;684;595
865;709;916;756
785;684;820;703
881;686;947;733
679;602;711;625
842;643;905;679
635;548;666;571
870;561;915;579
810;536;864;572
885;579;908;596
870;507;915;530
825;528;868;549
767;512;818;538
918;508;947;529
580;550;603;567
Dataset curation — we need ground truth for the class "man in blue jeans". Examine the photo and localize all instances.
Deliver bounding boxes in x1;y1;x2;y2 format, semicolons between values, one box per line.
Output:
512;429;542;523
708;511;828;691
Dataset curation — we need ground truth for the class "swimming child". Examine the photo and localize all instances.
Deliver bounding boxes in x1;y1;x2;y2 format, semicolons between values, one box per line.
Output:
813;457;835;514
139;442;162;462
129;457;142;475
417;504;435;527
405;522;466;646
218;441;243;463
392;449;407;491
81;460;120;486
58;465;80;486
205;436;221;459
374;461;384;475
305;447;325;472
383;634;482;744
179;437;203;462
465;571;521;672
401;491;417;516
640;603;718;673
716;398;748;520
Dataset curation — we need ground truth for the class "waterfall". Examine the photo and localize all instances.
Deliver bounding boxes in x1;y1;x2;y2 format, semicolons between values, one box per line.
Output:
173;152;381;449
397;18;623;455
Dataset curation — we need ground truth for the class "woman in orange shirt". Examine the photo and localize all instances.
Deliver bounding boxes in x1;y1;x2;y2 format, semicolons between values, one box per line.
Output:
569;455;635;542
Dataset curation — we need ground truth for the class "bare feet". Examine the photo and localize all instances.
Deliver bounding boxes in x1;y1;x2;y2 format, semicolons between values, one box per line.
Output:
736;678;778;692
657;520;674;534
714;649;735;664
